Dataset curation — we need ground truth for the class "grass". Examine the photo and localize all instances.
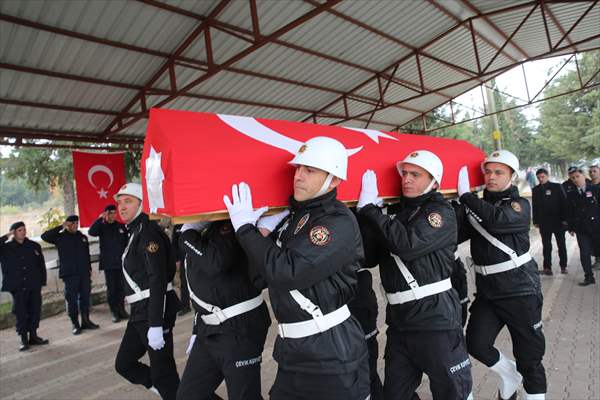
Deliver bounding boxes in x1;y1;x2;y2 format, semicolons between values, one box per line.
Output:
0;301;12;316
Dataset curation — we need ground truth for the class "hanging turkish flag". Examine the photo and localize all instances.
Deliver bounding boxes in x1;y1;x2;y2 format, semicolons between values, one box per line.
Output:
142;109;486;221
72;151;126;227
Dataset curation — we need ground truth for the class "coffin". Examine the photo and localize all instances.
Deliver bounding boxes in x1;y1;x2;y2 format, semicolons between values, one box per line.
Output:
141;109;485;222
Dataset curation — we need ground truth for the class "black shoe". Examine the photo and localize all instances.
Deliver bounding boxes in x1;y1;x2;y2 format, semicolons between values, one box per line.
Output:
111;312;121;323
544;269;554;276
70;316;82;335
29;334;49;345
81;314;100;330
579;279;596;286
178;307;191;316
19;333;30;351
561;268;568;274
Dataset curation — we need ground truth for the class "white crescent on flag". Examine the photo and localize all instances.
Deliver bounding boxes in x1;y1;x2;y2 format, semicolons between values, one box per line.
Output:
217;114;365;156
88;165;114;198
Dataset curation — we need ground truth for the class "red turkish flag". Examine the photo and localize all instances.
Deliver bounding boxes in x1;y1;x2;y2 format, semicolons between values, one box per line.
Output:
142;109;486;220
72;151;126;227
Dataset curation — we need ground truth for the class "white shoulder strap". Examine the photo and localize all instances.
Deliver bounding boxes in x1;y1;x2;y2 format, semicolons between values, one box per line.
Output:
122;227;142;294
391;254;420;293
467;213;518;260
289;289;323;318
184;258;221;313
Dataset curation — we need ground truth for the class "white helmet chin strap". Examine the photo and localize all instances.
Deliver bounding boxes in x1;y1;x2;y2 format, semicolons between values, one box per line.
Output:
132;201;143;221
421;179;437;195
311;173;334;199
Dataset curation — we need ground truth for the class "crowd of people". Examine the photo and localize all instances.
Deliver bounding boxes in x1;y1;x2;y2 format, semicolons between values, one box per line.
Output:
1;143;598;400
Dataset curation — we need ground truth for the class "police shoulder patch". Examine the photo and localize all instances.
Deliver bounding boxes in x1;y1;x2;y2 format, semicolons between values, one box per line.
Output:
511;201;522;213
309;226;331;246
427;212;443;228
146;241;160;253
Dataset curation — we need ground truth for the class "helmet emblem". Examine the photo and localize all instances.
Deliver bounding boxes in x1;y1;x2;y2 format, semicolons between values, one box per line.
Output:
492;152;500;157
410;152;419;157
298;144;307;153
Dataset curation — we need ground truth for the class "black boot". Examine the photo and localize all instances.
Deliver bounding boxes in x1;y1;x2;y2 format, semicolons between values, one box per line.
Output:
579;277;596;286
110;306;121;323
118;304;129;319
70;315;82;335
19;333;30;351
28;330;49;345
81;312;100;330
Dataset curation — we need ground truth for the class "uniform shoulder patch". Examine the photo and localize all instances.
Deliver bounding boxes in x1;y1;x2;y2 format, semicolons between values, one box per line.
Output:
309;226;331;246
427;212;443;228
146;241;160;253
511;201;522;213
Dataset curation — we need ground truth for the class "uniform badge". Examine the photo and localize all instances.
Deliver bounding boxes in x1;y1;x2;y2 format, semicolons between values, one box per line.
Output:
511;202;522;213
294;214;310;234
146;241;160;253
427;212;443;228
309;226;331;246
586;191;592;198
219;224;232;235
299;144;307;153
545;190;551;196
410;151;419;157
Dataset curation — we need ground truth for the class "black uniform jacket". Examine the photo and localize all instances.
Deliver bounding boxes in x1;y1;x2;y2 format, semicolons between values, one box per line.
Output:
359;190;462;332
180;220;271;341
0;236;47;292
566;182;600;234
456;186;541;300
236;189;367;375
532;182;567;230
123;213;181;327
41;226;91;279
88;218;128;270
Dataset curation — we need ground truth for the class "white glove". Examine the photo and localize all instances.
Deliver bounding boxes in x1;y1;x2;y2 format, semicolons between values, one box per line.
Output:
357;170;381;209
147;326;165;351
223;182;268;231
186;334;197;355
181;221;211;233
457;166;470;197
257;209;290;233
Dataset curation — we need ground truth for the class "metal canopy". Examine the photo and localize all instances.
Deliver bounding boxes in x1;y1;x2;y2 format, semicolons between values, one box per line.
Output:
1;0;599;149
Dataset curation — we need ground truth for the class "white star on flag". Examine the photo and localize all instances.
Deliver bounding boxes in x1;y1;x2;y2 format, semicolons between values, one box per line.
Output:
97;188;108;198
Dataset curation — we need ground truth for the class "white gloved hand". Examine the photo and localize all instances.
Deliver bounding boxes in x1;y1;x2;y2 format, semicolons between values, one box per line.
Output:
457;166;471;197
357;170;381;209
223;182;268;231
186;334;197;355
257;209;290;233
147;326;165;351
181;221;211;233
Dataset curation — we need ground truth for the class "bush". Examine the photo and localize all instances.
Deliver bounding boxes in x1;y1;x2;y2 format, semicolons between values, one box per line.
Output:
38;208;66;231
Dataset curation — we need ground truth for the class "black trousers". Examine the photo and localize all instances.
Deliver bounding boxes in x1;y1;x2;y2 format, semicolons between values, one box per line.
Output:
383;329;472;400
576;232;599;280
177;333;265;400
350;305;384;400
115;320;180;400
466;295;546;394
11;289;42;335
179;264;190;309
539;227;567;269
270;356;370;400
62;274;91;317
104;269;125;312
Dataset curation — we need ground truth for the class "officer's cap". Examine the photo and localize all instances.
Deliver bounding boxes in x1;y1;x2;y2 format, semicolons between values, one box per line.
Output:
567;166;582;174
66;215;79;222
10;221;25;231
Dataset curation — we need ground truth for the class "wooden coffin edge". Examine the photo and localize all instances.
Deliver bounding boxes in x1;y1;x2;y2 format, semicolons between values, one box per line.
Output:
150;186;485;223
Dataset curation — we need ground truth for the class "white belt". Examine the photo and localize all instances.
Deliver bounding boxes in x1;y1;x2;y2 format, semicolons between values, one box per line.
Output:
199;294;264;325
474;252;532;276
386;278;452;305
278;304;351;339
126;282;174;304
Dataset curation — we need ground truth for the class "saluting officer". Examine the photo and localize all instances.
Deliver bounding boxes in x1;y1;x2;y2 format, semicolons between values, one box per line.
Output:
176;218;271;400
455;150;546;400
41;215;99;334
532;168;568;275
113;183;182;400
224;137;370;400
1;222;49;351
357;150;472;400
565;167;599;286
88;204;129;322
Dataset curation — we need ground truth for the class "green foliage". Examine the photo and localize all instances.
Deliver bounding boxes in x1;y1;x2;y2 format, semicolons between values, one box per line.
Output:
125;149;142;182
38;208;65;232
0;175;50;206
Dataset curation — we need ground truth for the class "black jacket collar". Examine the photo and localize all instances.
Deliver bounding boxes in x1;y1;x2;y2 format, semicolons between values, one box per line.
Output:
289;188;337;213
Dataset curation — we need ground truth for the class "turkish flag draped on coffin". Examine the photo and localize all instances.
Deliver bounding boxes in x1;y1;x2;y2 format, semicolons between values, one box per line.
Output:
72;151;126;227
142;109;486;220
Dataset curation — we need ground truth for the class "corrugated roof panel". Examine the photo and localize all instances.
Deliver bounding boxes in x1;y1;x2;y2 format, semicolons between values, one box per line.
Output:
0;104;111;133
392;56;422;91
161;0;220;15
399;93;449;113
209;28;254;65
424;26;479;73
508;7;557;60
563;4;600;48
256;0;315;36
383;82;419;105
371;106;419;126
333;1;455;49
469;0;528;14
212;0;253;32
279;11;411;71
420;57;475;91
232;43;373;93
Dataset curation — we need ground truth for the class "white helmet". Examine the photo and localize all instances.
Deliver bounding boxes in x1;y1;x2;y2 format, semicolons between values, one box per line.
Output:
397;150;443;185
288;136;348;180
114;182;143;201
482;150;519;175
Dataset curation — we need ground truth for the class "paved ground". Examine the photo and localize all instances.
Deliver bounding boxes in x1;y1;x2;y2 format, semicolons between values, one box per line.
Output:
1;231;598;400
